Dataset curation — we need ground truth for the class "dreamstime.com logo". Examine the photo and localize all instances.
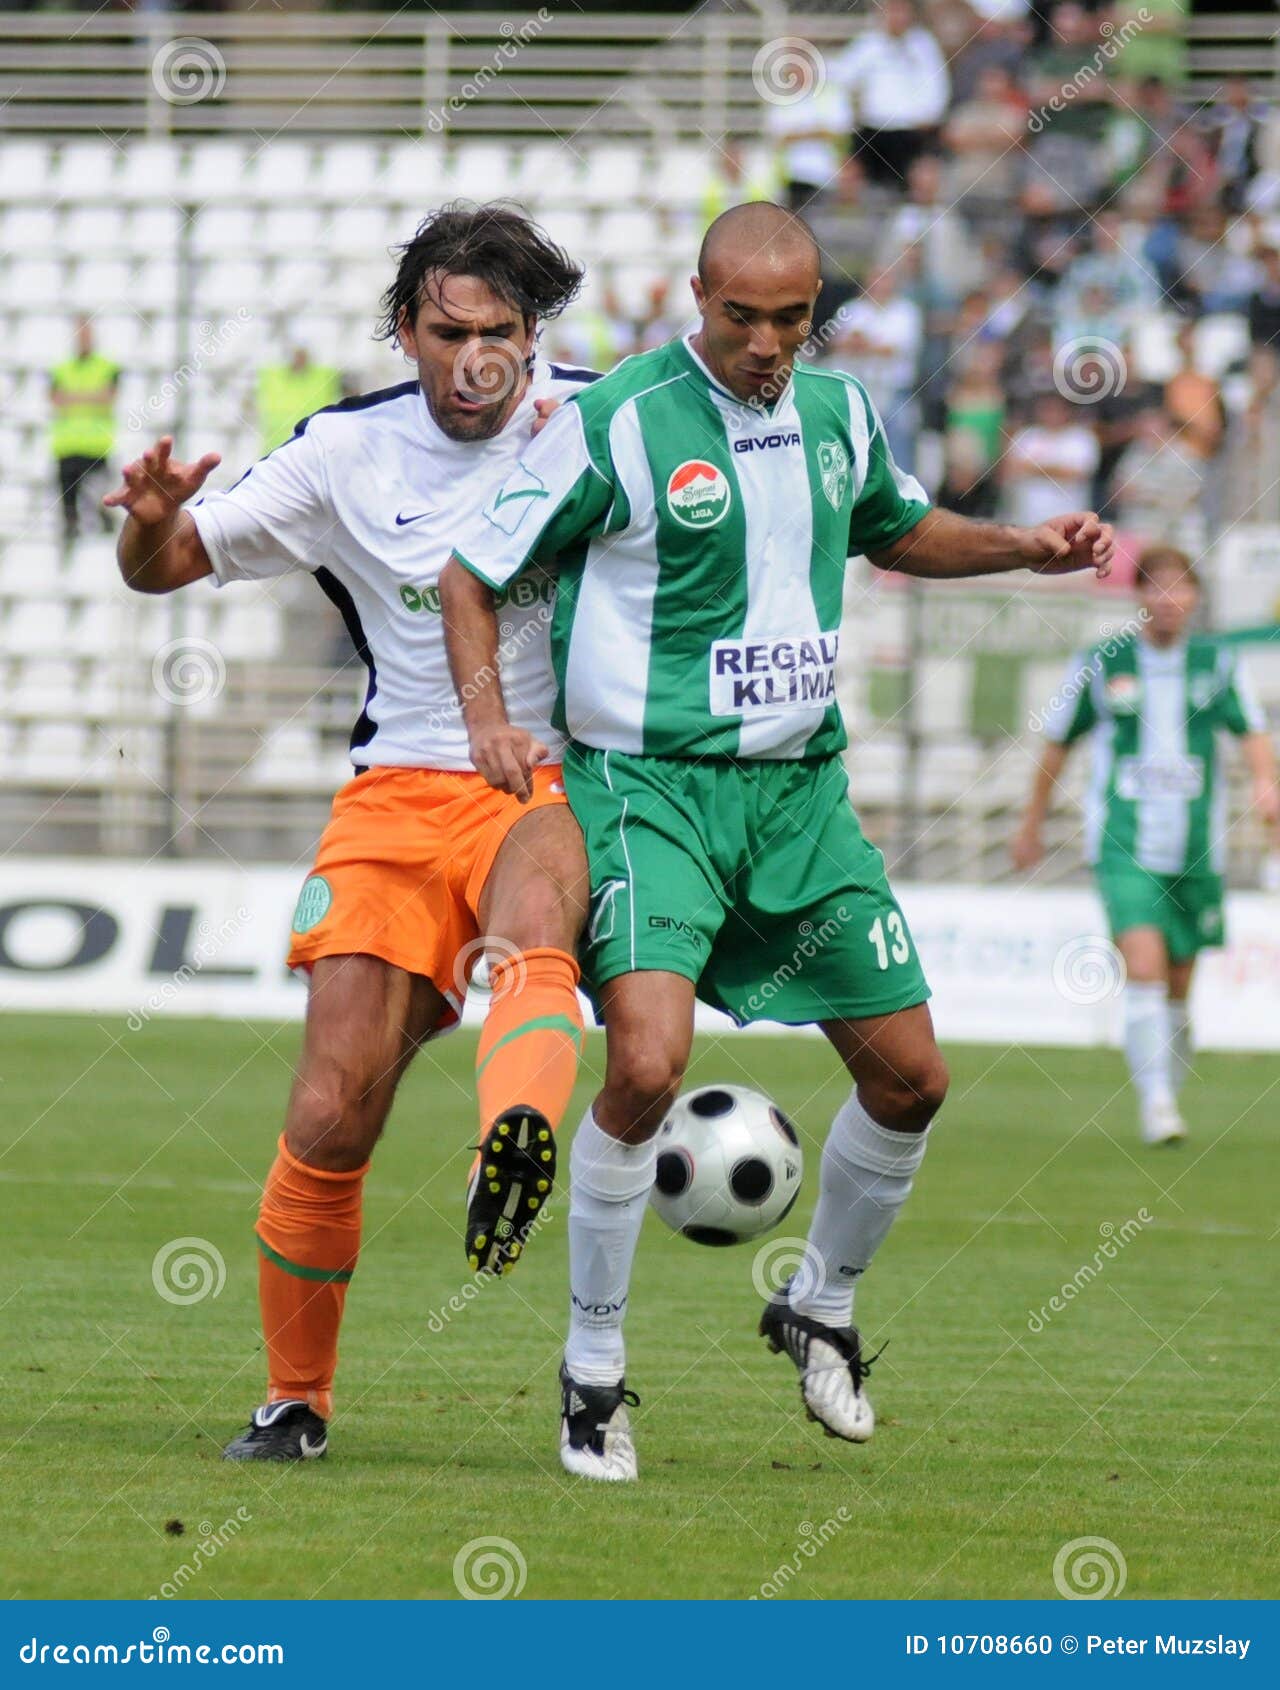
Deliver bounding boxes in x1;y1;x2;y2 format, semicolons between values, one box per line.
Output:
1052;935;1127;1005
1053;1536;1128;1599
1026;1210;1154;1333
453;1536;527;1599
18;1627;283;1666
151;39;227;106
152;1238;226;1306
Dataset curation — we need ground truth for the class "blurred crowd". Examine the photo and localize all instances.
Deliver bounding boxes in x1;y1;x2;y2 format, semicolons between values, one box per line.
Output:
562;0;1280;576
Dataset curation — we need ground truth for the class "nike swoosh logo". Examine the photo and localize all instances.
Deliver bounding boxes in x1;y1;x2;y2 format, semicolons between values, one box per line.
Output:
493;486;550;511
395;511;433;526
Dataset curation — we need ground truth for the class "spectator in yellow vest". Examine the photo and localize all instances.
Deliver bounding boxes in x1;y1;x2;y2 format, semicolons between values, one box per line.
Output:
256;348;342;454
50;318;119;548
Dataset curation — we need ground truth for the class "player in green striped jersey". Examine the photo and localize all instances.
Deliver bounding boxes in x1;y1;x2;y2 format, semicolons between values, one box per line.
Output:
1015;547;1278;1146
441;202;1114;1479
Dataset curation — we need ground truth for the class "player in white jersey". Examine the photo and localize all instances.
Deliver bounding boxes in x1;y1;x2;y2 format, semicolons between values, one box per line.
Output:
105;205;598;1461
1015;546;1278;1144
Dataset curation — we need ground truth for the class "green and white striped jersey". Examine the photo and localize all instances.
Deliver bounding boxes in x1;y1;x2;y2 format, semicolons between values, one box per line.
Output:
455;334;929;759
1042;631;1266;875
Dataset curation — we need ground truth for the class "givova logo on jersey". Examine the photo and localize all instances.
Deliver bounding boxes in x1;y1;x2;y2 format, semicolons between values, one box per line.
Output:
666;460;731;529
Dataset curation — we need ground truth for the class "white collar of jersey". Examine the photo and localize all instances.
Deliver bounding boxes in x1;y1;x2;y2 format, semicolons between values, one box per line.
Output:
1140;636;1188;666
413;355;549;454
679;332;795;419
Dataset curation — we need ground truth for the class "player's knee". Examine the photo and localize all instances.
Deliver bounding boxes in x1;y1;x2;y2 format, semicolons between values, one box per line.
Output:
499;871;585;952
867;1049;949;1132
603;1045;687;1138
285;1064;384;1170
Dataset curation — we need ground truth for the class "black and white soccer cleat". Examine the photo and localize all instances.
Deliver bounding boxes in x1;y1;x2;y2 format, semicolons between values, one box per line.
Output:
221;1399;328;1462
759;1287;878;1443
558;1362;639;1482
466;1106;555;1275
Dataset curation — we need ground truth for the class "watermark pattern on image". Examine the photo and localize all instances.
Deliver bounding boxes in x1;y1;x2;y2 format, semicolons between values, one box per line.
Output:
752;38;826;106
451;336;526;409
1026;11;1151;134
152;1237;226;1306
1052;935;1127;1005
424;596;554;735
127;311;253;435
1053;336;1126;405
744;906;851;1018
127;905;252;1032
425;10;552;133
1027;613;1147;733
751;1235;826;1304
1052;1535;1128;1599
151;38;227;106
152;637;227;708
453;1535;527;1599
1026;1210;1153;1333
752;1507;851;1599
426;1207;555;1335
148;1510;251;1601
453;932;530;1001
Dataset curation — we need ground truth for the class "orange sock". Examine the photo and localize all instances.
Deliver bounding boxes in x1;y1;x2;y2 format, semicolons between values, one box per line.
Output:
255;1135;367;1421
474;947;585;1143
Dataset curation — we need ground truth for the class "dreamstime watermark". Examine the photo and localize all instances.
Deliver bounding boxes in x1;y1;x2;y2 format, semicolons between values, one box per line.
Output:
751;1235;827;1304
752;1508;852;1599
425;11;551;133
147;1510;251;1601
1027;12;1150;134
1027;613;1147;732
453;932;530;1001
744;906;851;1018
752;37;825;106
1052;1535;1128;1599
1052;935;1127;1004
1053;336;1127;404
152;636;227;708
1026;1210;1153;1333
127;310;253;435
152;1238;226;1306
726;300;862;423
453;1536;527;1599
127;905;252;1032
425;597;554;735
151;38;227;106
427;1207;556;1332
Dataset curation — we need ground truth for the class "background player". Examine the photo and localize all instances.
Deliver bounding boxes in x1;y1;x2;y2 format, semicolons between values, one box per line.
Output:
1014;546;1278;1145
440;202;1113;1481
105;204;595;1461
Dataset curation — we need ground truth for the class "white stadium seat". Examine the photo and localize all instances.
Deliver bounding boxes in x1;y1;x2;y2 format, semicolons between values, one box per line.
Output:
0;140;54;205
116;141;183;205
383;139;446;203
51;142;117;203
183;142;251;207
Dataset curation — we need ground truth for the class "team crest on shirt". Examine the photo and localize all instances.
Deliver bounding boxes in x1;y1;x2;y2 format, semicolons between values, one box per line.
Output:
817;439;849;510
666;460;731;530
1105;673;1141;714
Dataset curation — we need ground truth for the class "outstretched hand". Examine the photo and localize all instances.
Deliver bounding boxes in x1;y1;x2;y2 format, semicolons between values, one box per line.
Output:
1025;512;1115;578
103;436;221;527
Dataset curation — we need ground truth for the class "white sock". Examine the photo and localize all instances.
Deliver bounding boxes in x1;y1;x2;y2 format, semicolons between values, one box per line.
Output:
563;1107;656;1385
1169;997;1192;1094
1124;981;1176;1111
790;1091;930;1329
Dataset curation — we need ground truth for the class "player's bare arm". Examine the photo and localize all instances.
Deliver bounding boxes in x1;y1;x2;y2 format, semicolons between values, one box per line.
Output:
868;505;1115;581
438;555;546;802
1241;730;1280;832
107;434;219;593
1011;739;1071;870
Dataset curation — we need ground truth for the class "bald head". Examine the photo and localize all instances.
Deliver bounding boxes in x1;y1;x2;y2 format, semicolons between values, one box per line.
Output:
690;201;821;405
697;201;820;293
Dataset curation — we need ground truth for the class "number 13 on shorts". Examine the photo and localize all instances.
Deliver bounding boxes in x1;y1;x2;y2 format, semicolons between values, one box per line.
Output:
868;910;911;970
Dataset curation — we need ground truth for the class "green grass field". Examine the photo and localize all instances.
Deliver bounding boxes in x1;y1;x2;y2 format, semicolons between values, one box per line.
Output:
1;1014;1275;1601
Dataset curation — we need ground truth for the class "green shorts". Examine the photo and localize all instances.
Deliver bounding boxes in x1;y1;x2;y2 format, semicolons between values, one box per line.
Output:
563;744;930;1026
1095;861;1225;962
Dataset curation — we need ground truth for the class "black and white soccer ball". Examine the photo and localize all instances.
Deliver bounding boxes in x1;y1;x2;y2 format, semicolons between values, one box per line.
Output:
650;1084;803;1246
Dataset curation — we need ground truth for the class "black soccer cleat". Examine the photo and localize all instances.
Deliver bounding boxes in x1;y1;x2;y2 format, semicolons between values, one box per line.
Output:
558;1362;639;1481
465;1105;556;1276
221;1399;328;1462
759;1287;879;1443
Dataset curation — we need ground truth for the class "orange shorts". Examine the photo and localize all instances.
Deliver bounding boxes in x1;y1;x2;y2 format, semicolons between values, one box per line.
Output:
287;763;568;1024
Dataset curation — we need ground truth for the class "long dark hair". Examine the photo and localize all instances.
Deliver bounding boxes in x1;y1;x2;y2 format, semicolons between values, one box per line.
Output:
376;201;584;341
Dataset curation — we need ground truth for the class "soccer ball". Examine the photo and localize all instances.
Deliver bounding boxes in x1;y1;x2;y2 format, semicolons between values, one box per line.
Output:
650;1084;803;1246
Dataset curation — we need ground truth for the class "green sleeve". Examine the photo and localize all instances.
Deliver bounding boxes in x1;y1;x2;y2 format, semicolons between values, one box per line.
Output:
1039;652;1100;743
847;389;931;557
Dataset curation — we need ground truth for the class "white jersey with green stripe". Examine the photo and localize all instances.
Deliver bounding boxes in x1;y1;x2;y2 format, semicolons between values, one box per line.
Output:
1041;631;1265;875
455;334;930;760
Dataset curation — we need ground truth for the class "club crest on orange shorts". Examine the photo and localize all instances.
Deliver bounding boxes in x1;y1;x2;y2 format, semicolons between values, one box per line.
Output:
287;763;568;1026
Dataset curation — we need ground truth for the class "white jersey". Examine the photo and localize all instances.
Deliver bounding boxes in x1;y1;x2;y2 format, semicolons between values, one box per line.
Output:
191;358;599;770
